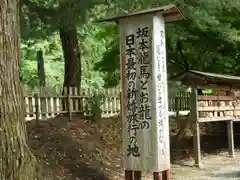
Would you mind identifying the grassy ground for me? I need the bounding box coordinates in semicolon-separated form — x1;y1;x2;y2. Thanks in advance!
26;115;240;180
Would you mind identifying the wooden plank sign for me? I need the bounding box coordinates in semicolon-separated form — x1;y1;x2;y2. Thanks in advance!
120;12;170;172
37;50;45;87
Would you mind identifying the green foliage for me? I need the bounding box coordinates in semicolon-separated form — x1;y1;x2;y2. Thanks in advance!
19;0;240;93
20;33;64;92
202;89;213;95
94;25;120;88
88;90;106;122
95;0;240;87
78;22;109;89
20;1;111;91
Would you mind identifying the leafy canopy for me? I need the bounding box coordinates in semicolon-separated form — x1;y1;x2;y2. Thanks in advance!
20;0;240;91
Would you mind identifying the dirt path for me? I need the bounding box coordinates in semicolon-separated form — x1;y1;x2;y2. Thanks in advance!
120;151;240;180
172;150;240;180
27;117;240;180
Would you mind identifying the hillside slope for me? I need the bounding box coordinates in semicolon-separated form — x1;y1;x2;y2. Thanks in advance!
26;115;240;180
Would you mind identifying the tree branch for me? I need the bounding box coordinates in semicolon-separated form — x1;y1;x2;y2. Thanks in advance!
21;0;56;22
176;40;190;70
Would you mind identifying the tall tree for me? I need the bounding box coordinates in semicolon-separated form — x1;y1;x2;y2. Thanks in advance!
0;0;38;179
60;26;81;87
95;0;240;86
21;0;105;88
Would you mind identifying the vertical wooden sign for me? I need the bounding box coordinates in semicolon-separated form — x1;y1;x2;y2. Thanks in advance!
37;50;46;119
37;50;45;87
120;12;170;172
153;14;170;171
99;4;185;176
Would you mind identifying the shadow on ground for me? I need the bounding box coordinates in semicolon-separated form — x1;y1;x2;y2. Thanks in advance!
170;121;240;166
27;116;111;180
214;171;240;178
26;115;240;179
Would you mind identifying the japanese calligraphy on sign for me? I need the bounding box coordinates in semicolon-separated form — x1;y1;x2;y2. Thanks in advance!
120;13;170;172
125;32;140;158
155;22;168;157
153;14;170;170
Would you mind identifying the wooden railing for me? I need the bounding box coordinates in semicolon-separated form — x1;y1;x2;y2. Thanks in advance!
24;87;191;121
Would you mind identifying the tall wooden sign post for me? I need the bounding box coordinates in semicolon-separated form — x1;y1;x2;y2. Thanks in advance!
37;50;47;120
99;4;185;180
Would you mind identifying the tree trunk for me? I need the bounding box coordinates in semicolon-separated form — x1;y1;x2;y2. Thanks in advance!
59;25;81;88
59;25;81;112
0;1;38;179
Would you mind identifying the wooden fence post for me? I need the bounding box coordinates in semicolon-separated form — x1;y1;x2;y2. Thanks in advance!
191;88;202;168
175;95;179;117
34;93;40;126
24;96;30;120
67;89;72;122
120;92;122;116
227;120;235;157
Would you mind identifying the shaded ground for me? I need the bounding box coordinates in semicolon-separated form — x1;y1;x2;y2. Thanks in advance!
171;151;240;180
26;115;240;180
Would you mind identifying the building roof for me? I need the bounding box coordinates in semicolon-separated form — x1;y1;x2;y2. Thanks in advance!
172;70;240;89
98;4;185;23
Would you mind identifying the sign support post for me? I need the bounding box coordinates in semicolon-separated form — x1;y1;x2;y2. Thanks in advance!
125;170;133;180
99;4;185;180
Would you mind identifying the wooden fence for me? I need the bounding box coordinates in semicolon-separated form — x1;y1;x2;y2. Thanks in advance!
24;87;191;121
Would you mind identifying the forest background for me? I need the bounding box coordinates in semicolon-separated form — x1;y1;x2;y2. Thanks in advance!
2;1;240;179
20;0;240;94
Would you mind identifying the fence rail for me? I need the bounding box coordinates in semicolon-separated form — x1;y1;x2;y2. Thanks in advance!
24;87;191;121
